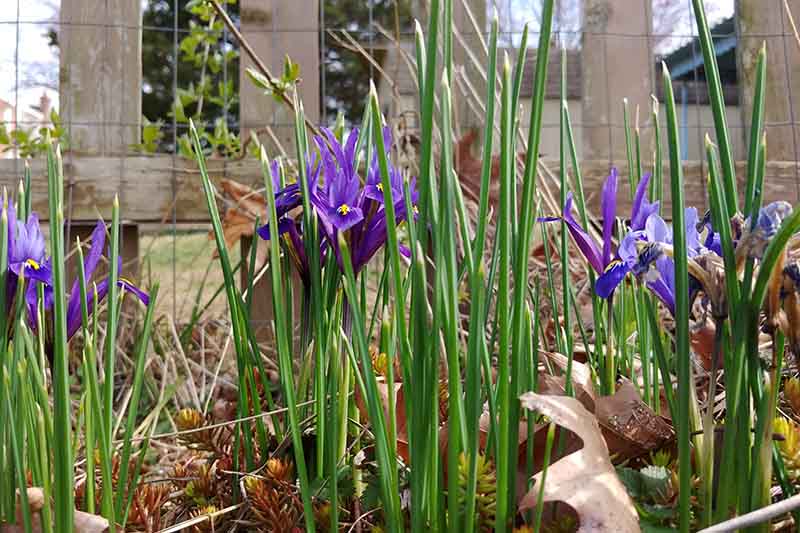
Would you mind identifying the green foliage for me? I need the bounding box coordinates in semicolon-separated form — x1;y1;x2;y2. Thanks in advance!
245;55;301;103
0;109;68;158
131;117;165;153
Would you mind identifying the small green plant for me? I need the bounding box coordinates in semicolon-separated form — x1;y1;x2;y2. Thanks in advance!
0;109;68;158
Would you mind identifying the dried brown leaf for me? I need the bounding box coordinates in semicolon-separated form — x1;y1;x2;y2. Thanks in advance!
215;178;268;254
519;393;640;532
539;351;596;412
596;381;674;462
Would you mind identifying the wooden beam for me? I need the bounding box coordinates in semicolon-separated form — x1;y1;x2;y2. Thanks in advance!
736;0;800;161
3;155;797;224
582;0;653;161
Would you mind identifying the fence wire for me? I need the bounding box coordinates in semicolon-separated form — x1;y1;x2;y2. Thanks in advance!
0;0;799;325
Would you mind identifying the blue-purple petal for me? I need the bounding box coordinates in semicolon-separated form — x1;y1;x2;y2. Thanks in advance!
596;260;629;298
562;193;604;273
328;206;364;232
630;173;660;231
601;169;618;266
256;218;294;241
118;278;150;306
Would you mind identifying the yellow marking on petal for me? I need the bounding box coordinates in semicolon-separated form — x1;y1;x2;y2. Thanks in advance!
377;183;383;191
25;258;40;270
337;204;351;216
603;259;622;273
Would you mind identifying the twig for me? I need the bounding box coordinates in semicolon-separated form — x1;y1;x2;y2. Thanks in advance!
154;502;244;533
697;493;800;532
783;0;800;52
208;0;322;140
114;398;316;445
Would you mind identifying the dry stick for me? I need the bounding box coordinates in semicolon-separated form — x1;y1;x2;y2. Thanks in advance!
116;398;317;445
208;0;323;141
155;503;245;533
697;493;800;532
784;0;800;51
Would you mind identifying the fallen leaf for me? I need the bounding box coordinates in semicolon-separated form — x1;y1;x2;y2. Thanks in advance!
519;392;640;532
690;318;718;372
216;178;269;259
595;381;674;462
453;129;525;208
539;350;596;412
1;488;109;533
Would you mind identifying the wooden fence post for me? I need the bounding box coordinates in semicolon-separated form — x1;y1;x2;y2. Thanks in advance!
737;0;800;163
60;0;142;278
239;0;320;341
239;0;321;153
582;0;653;162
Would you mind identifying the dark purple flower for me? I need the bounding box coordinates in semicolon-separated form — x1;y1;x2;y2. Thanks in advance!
9;213;51;285
312;128;364;232
540;169;620;275
364;127;404;205
63;220;149;340
258;126;416;280
0;205;53;324
739;200;794;259
597;209;705;311
629;173;660;232
256;156;324;283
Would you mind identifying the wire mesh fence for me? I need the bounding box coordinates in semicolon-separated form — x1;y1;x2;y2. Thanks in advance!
0;0;798;324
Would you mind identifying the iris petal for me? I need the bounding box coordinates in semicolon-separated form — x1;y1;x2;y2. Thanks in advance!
561;193;604;273
596;260;630;298
630;173;660;231
601;169;618;266
118;278;150;306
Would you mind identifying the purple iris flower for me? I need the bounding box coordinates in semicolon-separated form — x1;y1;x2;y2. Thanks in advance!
257;126;416;279
0;201;54;325
598;209;705;312
542;169;658;293
364;127;404;206
256;155;324;283
9;213;52;286
312;128;364;232
63;220;149;340
741;200;794;259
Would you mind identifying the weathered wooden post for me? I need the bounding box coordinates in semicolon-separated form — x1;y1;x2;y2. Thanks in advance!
59;0;142;276
582;0;653;162
239;0;320;340
736;0;800;163
239;0;321;153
